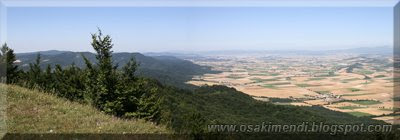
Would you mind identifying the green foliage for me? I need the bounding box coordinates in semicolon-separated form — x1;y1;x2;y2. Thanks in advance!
157;85;385;133
181;112;206;134
0;43;19;84
84;29;119;113
53;64;85;101
347;112;373;117
80;29;160;121
268;98;294;103
13;29;161;123
346;63;362;73
26;54;44;88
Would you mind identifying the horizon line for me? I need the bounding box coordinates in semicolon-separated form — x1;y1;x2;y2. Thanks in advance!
14;46;393;54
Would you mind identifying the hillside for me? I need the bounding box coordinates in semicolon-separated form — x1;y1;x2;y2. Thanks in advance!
15;51;219;89
159;85;386;133
2;84;169;133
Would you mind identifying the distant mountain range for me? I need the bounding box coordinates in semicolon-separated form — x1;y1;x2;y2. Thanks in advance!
16;51;219;89
145;47;393;57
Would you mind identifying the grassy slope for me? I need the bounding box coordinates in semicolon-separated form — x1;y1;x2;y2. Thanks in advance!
2;84;169;133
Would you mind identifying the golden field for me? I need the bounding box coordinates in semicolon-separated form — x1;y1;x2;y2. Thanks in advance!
187;54;398;123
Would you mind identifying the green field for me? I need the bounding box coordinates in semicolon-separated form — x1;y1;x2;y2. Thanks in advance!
355;70;374;75
296;83;315;87
348;100;381;105
348;88;362;92
262;82;291;89
337;106;365;110
269;73;280;76
341;93;374;97
347;112;373;117
268;82;291;85
251;77;280;83
262;84;277;89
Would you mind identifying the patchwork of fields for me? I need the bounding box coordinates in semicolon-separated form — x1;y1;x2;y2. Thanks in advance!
187;54;398;123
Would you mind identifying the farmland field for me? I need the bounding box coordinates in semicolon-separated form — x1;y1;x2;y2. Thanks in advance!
187;53;397;123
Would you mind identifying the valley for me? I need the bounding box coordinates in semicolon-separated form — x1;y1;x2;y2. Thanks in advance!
186;53;397;123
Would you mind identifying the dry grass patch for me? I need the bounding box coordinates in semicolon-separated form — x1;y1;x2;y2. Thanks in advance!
3;84;169;134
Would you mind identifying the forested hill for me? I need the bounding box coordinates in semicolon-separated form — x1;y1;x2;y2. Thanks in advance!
16;51;218;89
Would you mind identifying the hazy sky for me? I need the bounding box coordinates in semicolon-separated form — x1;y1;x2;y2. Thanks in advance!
8;7;393;53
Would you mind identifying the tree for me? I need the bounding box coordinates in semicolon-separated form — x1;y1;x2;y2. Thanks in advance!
124;78;161;121
26;54;43;88
82;29;161;121
53;63;85;101
43;64;55;91
122;57;138;81
0;43;19;84
84;29;119;113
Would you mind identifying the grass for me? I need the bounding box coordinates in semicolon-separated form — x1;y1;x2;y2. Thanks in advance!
337;106;365;110
2;84;169;133
261;84;277;89
348;100;381;105
347;88;361;92
355;70;374;75
268;82;291;85
262;82;291;89
251;78;280;83
347;112;373;117
295;83;315;87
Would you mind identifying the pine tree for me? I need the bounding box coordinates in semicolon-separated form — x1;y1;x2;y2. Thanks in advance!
43;64;54;91
0;43;19;84
79;29;161;121
122;57;138;81
27;54;42;88
84;29;119;113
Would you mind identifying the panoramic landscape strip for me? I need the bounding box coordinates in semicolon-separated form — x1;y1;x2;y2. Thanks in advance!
1;0;400;139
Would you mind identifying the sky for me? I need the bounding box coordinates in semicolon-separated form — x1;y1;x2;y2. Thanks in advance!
7;7;393;53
